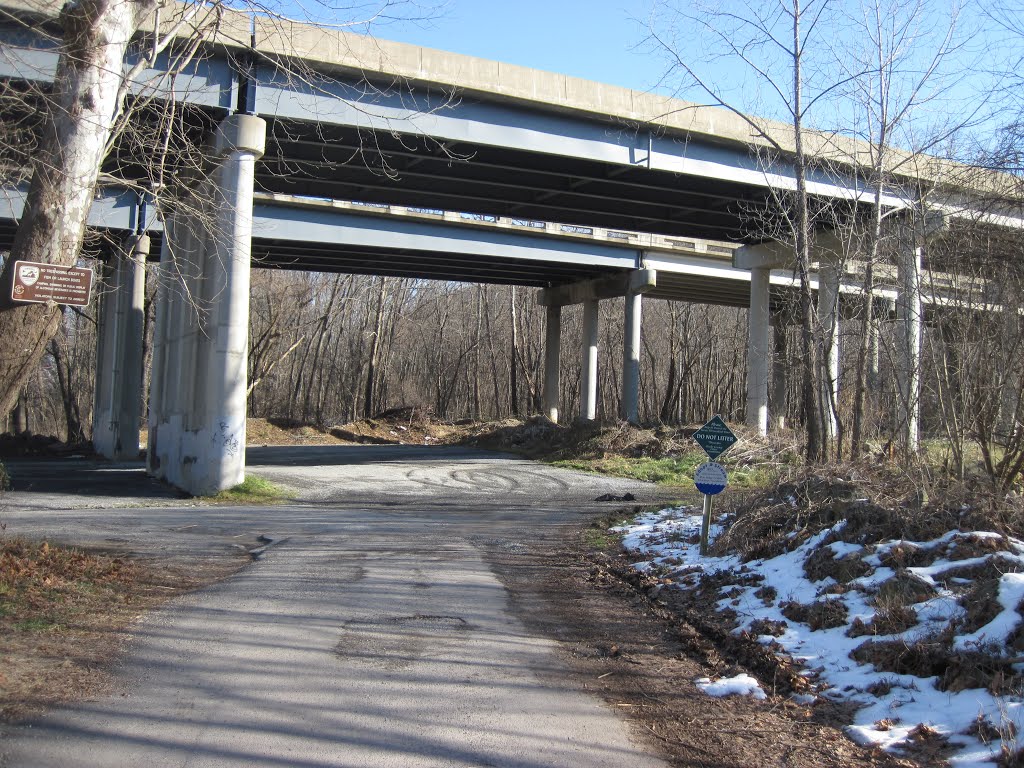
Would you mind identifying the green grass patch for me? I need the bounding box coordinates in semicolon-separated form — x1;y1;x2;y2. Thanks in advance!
12;617;59;632
208;475;287;504
583;526;620;551
553;451;776;490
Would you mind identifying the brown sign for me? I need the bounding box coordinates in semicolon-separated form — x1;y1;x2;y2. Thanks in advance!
10;260;94;307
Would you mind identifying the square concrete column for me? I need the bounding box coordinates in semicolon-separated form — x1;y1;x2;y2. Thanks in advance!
93;234;147;460
621;290;642;424
581;299;599;421
543;304;562;423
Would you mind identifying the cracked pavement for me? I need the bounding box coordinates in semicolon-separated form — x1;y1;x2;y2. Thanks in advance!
0;445;680;768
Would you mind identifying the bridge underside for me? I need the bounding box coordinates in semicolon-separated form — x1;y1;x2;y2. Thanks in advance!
0;12;970;494
254;118;770;241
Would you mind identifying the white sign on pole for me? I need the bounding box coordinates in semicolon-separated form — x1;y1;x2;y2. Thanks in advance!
694;461;728;495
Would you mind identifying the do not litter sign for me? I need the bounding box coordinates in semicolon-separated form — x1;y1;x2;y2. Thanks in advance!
692;415;737;459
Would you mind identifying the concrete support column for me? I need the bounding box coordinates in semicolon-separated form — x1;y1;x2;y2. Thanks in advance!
621;290;642;424
543;304;562;423
735;241;790;437
152;204;208;487
538;269;655;426
146;229;172;475
192;114;265;494
93;234;148;460
817;253;841;441
895;211;946;454
770;318;787;431
746;266;771;436
581;299;599;421
147;114;265;495
93;263;117;446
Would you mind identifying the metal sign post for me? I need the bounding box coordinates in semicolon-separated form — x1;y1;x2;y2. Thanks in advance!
692;416;737;556
695;461;728;555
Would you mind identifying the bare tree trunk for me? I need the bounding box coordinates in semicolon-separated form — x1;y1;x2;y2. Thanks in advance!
48;335;86;443
10;394;27;435
791;0;827;463
483;288;503;417
851;240;880;458
0;0;159;414
363;277;388;418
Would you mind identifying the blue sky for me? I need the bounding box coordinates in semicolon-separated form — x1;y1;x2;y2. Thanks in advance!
358;0;670;94
277;0;1012;152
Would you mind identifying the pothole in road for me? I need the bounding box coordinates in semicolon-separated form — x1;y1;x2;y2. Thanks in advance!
471;537;529;554
335;614;474;669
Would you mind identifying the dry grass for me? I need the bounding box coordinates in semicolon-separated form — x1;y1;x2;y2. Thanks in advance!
0;537;245;722
780;599;848;631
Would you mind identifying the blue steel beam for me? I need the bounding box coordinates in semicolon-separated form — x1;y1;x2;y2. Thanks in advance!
0;14;895;227
254;70;874;205
0;24;234;110
0;185;635;277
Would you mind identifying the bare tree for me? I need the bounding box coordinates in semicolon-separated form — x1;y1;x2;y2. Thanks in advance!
834;0;980;458
0;0;216;415
648;0;857;461
0;0;445;422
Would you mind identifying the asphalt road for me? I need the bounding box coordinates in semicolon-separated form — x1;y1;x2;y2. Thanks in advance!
0;446;679;768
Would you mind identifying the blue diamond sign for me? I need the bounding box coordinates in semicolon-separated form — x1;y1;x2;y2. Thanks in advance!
692;416;737;460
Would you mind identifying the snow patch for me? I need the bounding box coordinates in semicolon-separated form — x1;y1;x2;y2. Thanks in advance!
615;506;1024;767
695;673;767;700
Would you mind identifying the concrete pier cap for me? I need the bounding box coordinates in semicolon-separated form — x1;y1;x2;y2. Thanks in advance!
538;268;656;307
215;114;267;158
733;240;792;271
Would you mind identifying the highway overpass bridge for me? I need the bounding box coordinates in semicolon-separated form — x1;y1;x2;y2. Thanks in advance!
0;0;1008;493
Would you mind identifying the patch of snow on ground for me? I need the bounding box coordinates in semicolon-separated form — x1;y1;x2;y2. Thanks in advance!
614;506;1024;767
695;673;767;700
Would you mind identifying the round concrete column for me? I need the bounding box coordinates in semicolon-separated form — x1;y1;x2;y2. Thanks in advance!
581;299;599;421
147;228;173;476
543;304;562;423
197;114;266;494
93;234;148;460
622;290;642;424
746;266;771;436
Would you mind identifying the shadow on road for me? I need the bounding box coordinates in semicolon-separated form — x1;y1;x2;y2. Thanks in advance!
245;444;519;467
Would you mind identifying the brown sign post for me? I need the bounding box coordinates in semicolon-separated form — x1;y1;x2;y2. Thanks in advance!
10;261;94;307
